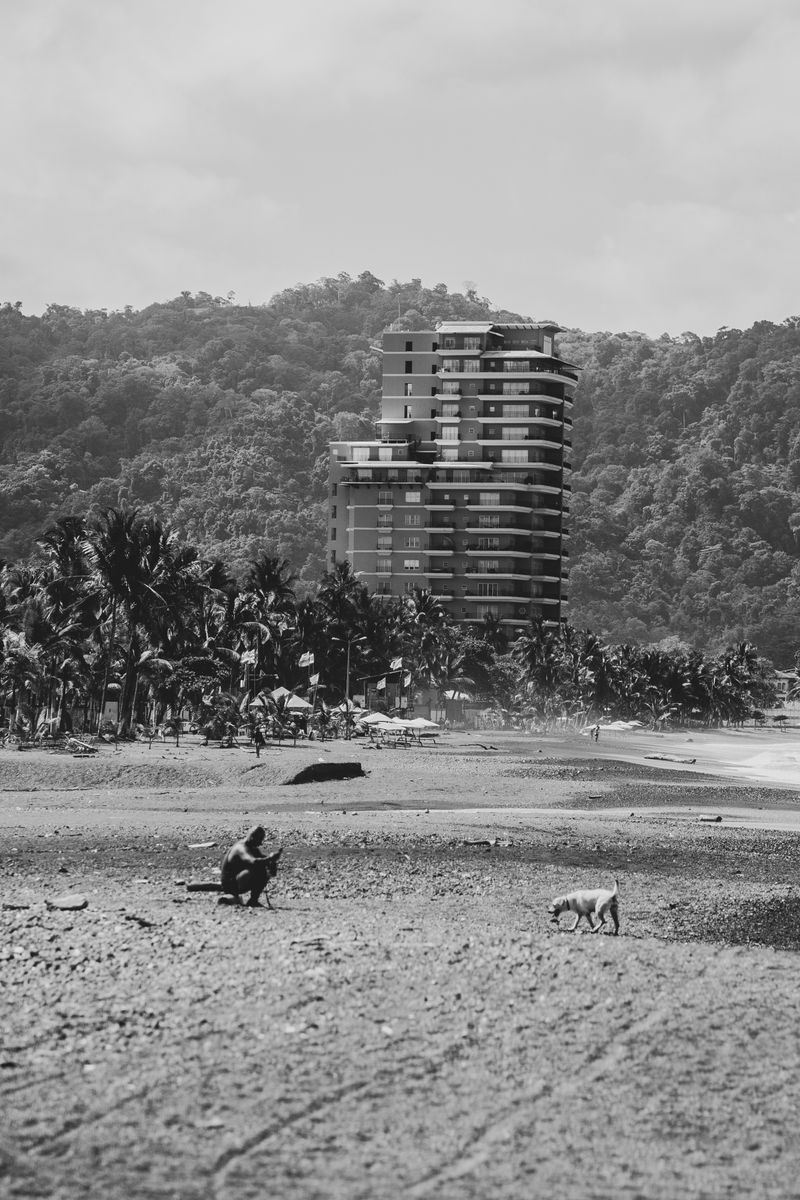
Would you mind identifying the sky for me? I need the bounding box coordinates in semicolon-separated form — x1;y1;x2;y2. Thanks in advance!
2;0;799;336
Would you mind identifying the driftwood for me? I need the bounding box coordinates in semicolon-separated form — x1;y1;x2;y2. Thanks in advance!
644;754;697;765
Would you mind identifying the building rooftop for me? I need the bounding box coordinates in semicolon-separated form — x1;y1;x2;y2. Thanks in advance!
436;321;498;335
436;320;564;335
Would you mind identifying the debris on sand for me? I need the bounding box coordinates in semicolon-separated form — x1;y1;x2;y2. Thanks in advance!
46;893;88;911
699;815;723;823
185;881;223;892
463;837;513;848
187;841;216;849
645;754;697;764
283;762;366;785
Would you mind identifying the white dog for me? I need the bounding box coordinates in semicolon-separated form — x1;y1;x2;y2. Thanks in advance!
548;879;619;935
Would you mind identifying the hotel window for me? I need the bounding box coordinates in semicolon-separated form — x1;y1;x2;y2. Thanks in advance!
502;427;527;440
387;469;399;481
377;536;392;551
503;382;530;395
504;360;529;372
378;447;392;462
353;446;369;461
376;561;391;575
503;404;528;418
442;381;461;395
542;335;553;355
442;358;460;372
453;470;469;483
403;559;420;571
442;337;456;349
331;505;337;518
477;560;500;574
442;402;460;416
501;449;527;463
404;536;421;549
377;513;392;527
405;360;413;373
479;491;501;507
377;491;393;505
441;426;458;441
477;582;499;597
404;513;422;526
477;536;500;550
441;447;458;461
477;604;500;619
357;469;373;481
404;404;412;418
461;359;480;373
464;336;481;351
405;490;421;503
478;514;500;528
404;581;417;593
405;340;413;352
404;383;413;396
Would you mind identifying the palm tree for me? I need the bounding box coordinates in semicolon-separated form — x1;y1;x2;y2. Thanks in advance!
399;588;449;691
513;619;567;721
237;553;298;692
89;507;178;732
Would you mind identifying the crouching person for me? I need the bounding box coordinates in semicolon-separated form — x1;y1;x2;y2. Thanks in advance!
220;825;282;908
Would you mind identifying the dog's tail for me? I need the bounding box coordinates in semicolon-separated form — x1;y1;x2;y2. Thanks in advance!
611;877;619;897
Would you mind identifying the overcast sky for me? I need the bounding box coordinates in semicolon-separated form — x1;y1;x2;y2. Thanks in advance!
2;0;798;335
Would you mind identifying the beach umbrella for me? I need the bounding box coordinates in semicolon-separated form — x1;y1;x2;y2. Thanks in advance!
248;696;268;708
359;712;391;725
335;700;361;712
286;695;312;710
405;717;439;729
270;686;292;700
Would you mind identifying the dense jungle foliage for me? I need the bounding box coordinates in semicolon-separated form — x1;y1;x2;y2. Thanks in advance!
1;275;799;665
0;514;777;738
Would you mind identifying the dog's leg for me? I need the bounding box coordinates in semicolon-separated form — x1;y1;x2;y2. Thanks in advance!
569;913;581;932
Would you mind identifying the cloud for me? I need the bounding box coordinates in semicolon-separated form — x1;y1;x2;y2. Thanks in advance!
1;0;799;332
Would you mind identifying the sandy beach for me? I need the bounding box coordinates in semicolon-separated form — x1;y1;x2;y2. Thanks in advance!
3;726;800;1199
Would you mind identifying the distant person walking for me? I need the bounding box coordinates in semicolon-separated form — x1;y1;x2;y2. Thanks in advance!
592;723;600;742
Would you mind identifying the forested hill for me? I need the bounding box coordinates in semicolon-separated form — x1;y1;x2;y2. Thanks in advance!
1;277;799;665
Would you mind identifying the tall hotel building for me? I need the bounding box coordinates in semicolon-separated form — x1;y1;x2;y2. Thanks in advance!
327;321;578;634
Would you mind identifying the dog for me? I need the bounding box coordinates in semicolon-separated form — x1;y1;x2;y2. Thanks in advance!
548;878;619;934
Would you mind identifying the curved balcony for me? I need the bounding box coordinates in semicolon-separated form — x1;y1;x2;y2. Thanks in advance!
475;412;563;426
464;569;533;581
438;363;577;382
